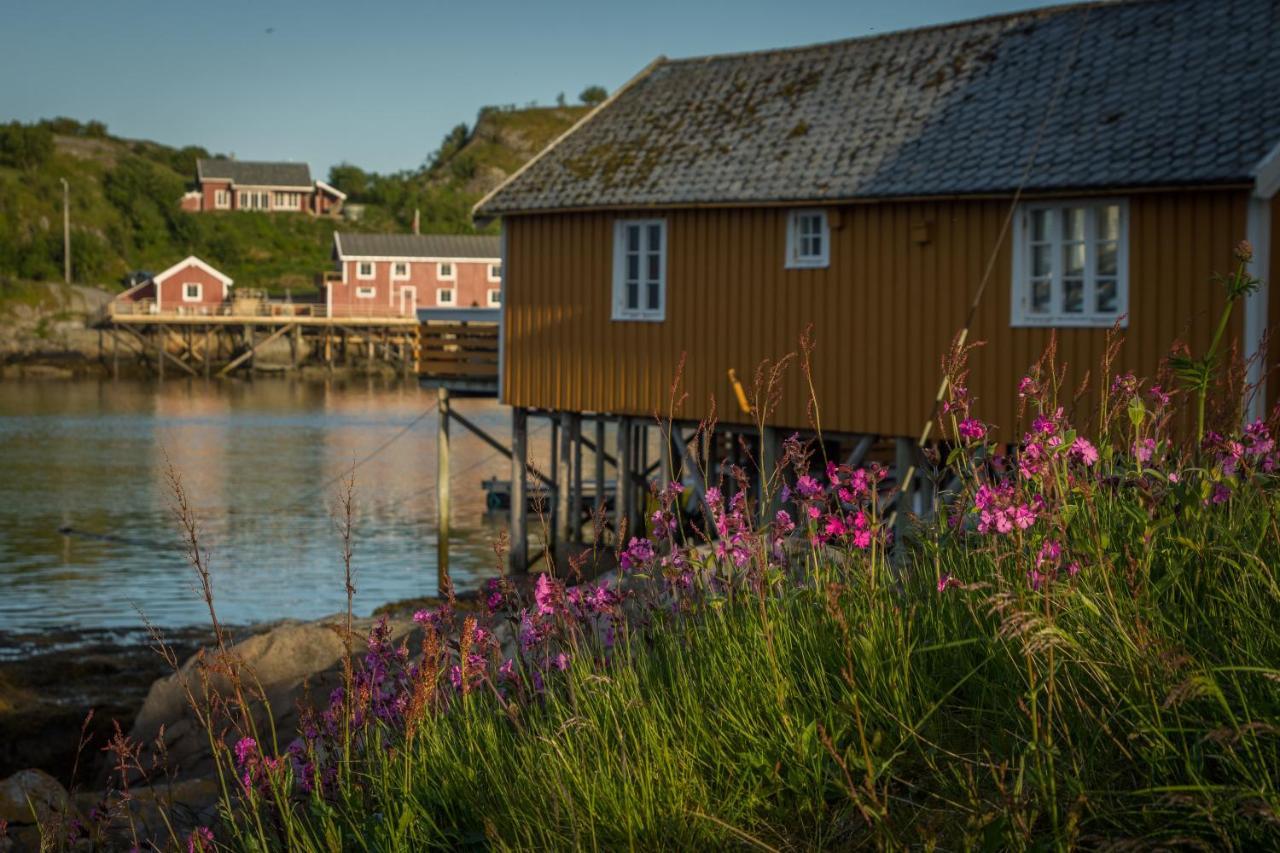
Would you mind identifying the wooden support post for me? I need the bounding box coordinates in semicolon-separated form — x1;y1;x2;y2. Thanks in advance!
617;417;634;542
324;330;333;369
593;418;606;522
218;324;293;377
290;324;300;369
634;422;647;535
570;414;583;544
366;333;374;371
203;329;213;379
509;407;529;574
156;327;165;381
895;436;915;544
556;412;574;555
111;329;119;380
436;386;451;594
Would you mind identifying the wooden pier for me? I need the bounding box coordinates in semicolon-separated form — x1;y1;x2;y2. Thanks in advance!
95;298;422;378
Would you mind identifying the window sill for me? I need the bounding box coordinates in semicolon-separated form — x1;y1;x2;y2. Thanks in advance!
611;313;665;323
1011;315;1128;329
785;258;829;270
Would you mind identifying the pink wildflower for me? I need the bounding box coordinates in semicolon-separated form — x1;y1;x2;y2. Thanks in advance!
958;418;987;441
937;573;961;592
1070;437;1099;466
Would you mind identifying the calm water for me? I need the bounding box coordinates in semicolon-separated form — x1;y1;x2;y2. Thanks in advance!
0;379;538;633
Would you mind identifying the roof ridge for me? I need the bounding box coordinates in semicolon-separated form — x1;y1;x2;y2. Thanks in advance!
661;0;1160;66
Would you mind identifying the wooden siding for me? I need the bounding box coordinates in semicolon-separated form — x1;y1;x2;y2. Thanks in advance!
502;189;1248;439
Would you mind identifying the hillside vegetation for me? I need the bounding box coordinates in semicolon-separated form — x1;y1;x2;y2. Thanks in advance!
0;105;588;297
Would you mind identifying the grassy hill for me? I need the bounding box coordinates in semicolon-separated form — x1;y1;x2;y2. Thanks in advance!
0;106;588;298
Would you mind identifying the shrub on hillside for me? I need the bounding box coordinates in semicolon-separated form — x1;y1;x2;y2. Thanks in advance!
0;122;54;170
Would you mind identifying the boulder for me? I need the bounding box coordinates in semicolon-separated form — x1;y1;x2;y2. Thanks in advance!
0;768;74;825
129;615;417;780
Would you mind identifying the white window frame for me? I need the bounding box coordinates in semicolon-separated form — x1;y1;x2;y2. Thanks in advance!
487;288;502;306
182;282;203;302
356;261;375;280
785;209;830;269
612;218;667;322
356;285;376;299
273;191;299;210
1011;198;1129;328
214;189;230;209
487;263;502;282
391;261;410;280
437;262;456;281
437;287;456;306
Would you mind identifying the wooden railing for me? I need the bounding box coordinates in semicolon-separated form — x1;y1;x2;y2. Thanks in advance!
421;322;499;382
106;299;417;320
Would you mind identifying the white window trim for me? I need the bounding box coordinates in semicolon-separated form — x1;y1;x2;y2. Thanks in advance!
487;288;502;306
437;262;456;281
437;287;457;306
1010;198;1130;328
487;263;502;282
612;218;667;322
356;261;376;280
785;209;830;269
182;282;203;302
355;285;376;299
391;261;410;280
214;189;230;209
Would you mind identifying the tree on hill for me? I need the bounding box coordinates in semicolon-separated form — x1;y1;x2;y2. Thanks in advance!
328;162;371;201
579;85;608;106
0;122;54;170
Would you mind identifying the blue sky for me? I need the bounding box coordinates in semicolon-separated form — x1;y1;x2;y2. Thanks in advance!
0;0;1063;178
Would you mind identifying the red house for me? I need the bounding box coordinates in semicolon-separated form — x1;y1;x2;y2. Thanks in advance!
179;159;346;215
115;256;233;315
327;233;502;317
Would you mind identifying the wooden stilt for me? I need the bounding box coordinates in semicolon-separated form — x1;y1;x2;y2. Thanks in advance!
895;436;915;544
570;414;583;544
436;386;451;593
617;417;634;542
203;329;213;379
555;412;574;557
157;327;165;382
111;330;119;380
593;418;606;526
509;407;529;575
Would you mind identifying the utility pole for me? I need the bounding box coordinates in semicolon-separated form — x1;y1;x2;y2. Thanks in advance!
60;178;71;284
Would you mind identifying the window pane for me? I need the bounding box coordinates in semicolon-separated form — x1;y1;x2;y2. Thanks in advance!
1098;205;1120;241
647;224;661;252
627;226;640;253
1031;209;1050;242
647;252;660;281
1096;279;1118;313
626;282;638;310
1032;244;1052;277
627;254;639;281
811;233;822;257
1063;242;1085;277
1097;240;1117;277
647;281;659;311
1063;279;1083;313
1030;279;1051;314
1062;208;1085;241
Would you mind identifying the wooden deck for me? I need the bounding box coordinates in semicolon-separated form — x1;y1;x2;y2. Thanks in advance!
102;300;418;327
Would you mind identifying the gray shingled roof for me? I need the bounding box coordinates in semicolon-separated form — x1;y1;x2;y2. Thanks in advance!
334;233;501;259
197;158;313;188
476;0;1280;216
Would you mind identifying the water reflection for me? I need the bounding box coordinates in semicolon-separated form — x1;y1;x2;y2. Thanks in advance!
0;378;543;632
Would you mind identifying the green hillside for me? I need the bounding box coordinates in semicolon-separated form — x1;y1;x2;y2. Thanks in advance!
0;105;589;297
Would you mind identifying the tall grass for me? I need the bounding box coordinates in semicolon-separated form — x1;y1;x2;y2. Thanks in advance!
66;256;1280;851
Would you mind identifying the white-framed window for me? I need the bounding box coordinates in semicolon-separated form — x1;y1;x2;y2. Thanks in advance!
356;261;375;280
437;288;456;305
273;191;300;210
487;263;502;282
1012;199;1128;327
182;282;203;302
487;288;502;306
437;262;455;280
786;209;830;268
214;189;230;209
238;191;269;210
391;261;410;280
612;219;666;321
356;286;376;299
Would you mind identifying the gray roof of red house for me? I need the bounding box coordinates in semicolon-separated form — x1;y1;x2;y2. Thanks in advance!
476;0;1280;216
196;158;313;188
334;233;502;259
